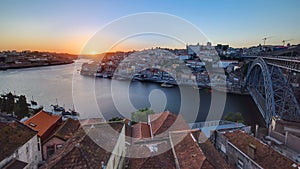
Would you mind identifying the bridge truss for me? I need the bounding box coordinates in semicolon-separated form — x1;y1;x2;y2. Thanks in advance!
245;57;300;126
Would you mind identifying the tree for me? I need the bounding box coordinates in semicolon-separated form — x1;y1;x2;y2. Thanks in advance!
14;95;29;119
6;92;15;114
131;108;155;123
223;112;245;123
0;97;3;111
109;117;123;122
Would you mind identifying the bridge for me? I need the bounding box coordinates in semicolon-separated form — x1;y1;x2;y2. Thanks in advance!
244;56;300;126
244;55;300;73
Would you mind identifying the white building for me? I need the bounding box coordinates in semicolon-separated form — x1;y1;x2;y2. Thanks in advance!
0;122;42;169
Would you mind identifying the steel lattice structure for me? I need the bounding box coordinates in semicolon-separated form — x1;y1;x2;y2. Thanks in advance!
245;57;300;126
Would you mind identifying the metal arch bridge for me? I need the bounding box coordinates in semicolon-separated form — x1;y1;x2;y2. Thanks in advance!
245;56;300;126
244;55;300;73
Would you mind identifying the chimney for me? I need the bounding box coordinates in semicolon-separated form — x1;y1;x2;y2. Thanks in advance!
255;124;259;138
248;143;256;159
284;131;289;146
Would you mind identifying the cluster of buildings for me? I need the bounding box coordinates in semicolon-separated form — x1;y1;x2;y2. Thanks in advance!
81;43;300;93
81;47;242;90
1;109;299;169
0;50;76;70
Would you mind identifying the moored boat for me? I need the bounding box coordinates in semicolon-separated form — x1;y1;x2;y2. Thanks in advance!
161;82;174;88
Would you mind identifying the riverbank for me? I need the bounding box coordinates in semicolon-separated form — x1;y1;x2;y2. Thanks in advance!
0;50;77;70
0;60;74;70
82;73;250;95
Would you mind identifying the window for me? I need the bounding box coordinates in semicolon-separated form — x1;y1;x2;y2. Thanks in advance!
29;122;36;127
26;145;29;153
221;144;226;153
47;146;55;157
56;144;63;150
237;159;244;169
37;142;40;151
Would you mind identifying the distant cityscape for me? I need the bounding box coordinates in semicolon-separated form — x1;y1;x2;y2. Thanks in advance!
0;50;77;70
81;42;300;95
0;41;300;169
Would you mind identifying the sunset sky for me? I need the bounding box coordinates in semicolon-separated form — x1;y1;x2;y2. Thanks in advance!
0;0;299;54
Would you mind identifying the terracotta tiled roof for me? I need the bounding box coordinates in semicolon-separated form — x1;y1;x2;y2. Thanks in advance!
40;122;124;169
149;112;189;137
128;141;176;169
224;130;296;169
79;118;104;126
201;160;215;169
199;139;232;169
132;122;151;139
2;159;28;169
45;118;80;142
24;110;62;139
0;122;37;162
170;131;209;169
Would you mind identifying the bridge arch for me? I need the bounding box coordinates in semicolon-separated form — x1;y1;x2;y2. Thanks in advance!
245;57;300;126
245;58;275;126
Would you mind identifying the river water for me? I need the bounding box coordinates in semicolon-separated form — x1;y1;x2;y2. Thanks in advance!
0;59;264;125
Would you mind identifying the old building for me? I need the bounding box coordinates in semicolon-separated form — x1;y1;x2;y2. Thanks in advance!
40;121;126;169
23;110;63;160
42;118;80;160
0;122;42;169
24;110;62;141
127;111;230;169
269;117;300;154
214;130;298;169
40;111;231;169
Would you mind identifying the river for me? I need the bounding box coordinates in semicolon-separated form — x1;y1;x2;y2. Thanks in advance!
0;59;264;126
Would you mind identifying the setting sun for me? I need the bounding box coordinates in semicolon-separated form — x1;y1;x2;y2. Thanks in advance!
89;51;98;55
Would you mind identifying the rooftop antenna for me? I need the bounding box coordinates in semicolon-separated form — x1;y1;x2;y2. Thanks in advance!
262;36;273;46
282;39;293;46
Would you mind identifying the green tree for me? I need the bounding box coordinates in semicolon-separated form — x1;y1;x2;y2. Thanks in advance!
0;97;3;111
131;108;155;123
14;95;29;119
109;117;123;122
1;98;7;112
223;112;245;123
6;92;15;114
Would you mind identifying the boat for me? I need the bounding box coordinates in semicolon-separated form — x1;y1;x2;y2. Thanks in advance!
51;99;65;112
193;86;202;90
161;82;174;88
51;104;65;112
30;100;37;106
62;111;72;116
30;96;38;106
69;107;79;116
95;73;103;77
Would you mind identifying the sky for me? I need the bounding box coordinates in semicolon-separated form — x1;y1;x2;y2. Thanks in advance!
0;0;299;54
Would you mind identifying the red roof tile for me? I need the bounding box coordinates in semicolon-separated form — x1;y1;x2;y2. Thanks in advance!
132;122;151;139
128;141;176;169
224;130;296;169
201;160;215;169
170;131;207;169
199;139;232;169
40;122;124;169
44;118;80;143
79;118;104;126
24;110;62;140
149;112;189;137
2;159;28;169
